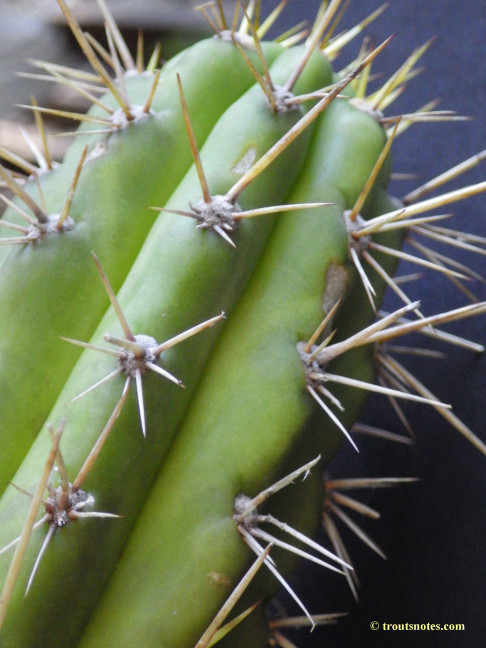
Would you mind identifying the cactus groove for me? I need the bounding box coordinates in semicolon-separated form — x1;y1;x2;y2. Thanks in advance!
0;2;485;647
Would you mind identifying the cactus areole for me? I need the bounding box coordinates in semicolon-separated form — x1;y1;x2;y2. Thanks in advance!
0;2;485;647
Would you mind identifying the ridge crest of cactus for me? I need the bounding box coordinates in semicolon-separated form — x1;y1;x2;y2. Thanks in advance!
0;1;484;646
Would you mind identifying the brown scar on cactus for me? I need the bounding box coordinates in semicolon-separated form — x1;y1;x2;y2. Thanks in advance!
322;474;418;600
0;146;86;245
61;252;225;437
154;37;392;247
234;456;350;628
0;419;118;621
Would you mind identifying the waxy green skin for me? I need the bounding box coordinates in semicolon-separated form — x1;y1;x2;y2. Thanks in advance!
59;36;284;173
217;189;405;648
77;98;389;648
0;37;283;263
0;36;284;496
0;37;283;242
0;47;334;648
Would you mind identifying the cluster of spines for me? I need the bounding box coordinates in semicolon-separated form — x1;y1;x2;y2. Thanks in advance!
0;1;485;647
196;3;486;643
0;0;351;627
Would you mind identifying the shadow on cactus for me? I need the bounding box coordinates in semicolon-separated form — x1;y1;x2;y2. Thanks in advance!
0;1;485;647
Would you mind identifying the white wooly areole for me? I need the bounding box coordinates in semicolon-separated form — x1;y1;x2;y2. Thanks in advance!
0;1;484;647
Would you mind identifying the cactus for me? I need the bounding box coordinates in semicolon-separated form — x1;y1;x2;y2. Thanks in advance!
0;1;485;647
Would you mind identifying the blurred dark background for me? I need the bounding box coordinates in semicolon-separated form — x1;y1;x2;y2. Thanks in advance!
270;3;486;648
1;1;484;646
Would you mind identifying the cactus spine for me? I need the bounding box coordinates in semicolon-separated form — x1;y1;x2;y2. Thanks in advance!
0;2;485;647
